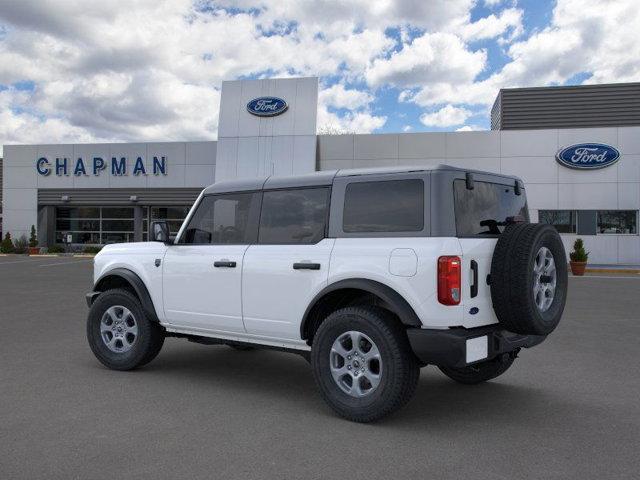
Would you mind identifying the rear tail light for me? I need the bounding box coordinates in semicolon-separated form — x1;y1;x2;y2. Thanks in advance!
438;256;461;305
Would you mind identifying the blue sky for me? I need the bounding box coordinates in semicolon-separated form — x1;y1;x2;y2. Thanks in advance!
0;0;637;150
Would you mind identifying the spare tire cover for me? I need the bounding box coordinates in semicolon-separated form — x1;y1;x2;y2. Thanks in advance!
490;223;568;335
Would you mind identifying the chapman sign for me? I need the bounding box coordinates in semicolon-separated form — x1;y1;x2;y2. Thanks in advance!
246;97;288;117
36;156;168;176
556;143;620;170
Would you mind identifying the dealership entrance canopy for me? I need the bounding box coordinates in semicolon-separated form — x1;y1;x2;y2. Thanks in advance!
2;78;639;264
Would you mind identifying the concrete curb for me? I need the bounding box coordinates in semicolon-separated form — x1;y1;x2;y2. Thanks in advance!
584;268;640;275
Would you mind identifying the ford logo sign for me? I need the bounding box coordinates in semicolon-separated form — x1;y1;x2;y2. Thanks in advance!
556;143;620;170
246;97;288;117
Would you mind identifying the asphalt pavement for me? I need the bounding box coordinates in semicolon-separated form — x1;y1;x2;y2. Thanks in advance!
1;255;639;479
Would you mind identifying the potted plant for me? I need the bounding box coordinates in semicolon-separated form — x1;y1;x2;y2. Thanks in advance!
1;232;15;253
569;238;589;276
28;225;40;255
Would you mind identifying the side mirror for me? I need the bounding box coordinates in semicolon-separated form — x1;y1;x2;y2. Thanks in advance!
151;221;171;244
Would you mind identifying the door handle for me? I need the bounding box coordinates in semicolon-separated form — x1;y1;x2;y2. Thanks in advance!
214;260;236;268
470;260;479;298
293;262;321;270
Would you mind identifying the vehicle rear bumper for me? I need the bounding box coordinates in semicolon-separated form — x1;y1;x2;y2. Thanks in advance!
406;324;546;368
85;291;100;308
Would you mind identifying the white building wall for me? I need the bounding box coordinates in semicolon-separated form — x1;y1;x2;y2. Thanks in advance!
2;142;216;242
317;127;640;265
216;77;317;181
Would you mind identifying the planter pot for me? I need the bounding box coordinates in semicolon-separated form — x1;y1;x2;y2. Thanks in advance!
570;261;587;276
28;246;40;255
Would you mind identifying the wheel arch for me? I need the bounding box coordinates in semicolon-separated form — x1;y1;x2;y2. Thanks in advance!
92;268;160;322
300;278;422;344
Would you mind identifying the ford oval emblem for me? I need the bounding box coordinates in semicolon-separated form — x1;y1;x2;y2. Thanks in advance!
246;97;288;117
556;143;620;170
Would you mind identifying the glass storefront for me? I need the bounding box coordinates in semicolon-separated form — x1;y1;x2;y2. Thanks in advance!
55;205;190;245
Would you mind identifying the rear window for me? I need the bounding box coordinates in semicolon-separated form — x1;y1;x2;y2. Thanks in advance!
454;180;528;236
343;179;424;232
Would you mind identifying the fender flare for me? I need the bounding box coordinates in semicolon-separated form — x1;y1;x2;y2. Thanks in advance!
300;278;422;339
93;268;160;322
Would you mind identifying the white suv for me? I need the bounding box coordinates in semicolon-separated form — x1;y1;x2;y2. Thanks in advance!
86;165;568;422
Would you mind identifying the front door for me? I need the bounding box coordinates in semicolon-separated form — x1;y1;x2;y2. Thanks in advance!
242;187;333;340
162;192;261;334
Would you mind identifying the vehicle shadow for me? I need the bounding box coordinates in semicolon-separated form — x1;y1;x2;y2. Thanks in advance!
117;341;586;430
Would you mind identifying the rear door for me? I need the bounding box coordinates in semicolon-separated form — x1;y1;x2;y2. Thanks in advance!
453;178;529;328
242;187;333;340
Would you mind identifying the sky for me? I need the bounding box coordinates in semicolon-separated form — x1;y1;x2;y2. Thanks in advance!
0;0;638;154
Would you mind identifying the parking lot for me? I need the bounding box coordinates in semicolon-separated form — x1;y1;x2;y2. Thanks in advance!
0;255;639;479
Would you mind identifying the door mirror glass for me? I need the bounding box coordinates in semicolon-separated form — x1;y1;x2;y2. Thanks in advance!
151;221;170;243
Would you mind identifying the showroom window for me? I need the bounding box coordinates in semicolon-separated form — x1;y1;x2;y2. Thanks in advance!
343;179;424;233
144;206;191;241
597;210;638;234
56;207;134;244
539;210;577;233
259;188;330;244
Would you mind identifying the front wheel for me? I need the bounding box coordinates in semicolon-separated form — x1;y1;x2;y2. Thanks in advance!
311;306;419;423
87;288;165;371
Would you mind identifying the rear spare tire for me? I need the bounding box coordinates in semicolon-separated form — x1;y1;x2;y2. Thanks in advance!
490;223;568;335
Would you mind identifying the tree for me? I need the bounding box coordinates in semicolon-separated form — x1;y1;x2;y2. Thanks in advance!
29;225;38;248
1;232;15;253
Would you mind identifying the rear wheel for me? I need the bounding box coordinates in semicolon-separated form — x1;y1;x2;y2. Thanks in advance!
439;355;515;385
87;289;164;370
311;306;419;423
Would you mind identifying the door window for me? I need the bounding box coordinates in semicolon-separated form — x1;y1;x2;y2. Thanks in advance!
258;188;330;244
180;193;259;244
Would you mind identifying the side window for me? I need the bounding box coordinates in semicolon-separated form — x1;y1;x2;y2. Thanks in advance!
343;179;424;232
180;193;258;244
259;188;330;244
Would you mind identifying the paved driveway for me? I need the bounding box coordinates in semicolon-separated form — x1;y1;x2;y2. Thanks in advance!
1;256;639;479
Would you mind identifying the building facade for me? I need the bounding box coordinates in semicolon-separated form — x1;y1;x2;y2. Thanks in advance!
2;77;639;264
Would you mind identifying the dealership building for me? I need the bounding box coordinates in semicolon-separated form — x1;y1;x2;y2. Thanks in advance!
1;78;639;264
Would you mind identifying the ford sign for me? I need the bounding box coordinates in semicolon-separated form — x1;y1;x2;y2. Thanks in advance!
556;143;620;170
247;97;288;117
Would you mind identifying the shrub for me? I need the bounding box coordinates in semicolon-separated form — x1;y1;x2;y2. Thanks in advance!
47;244;66;254
29;225;38;248
569;238;589;262
1;233;15;253
82;246;103;254
13;235;28;254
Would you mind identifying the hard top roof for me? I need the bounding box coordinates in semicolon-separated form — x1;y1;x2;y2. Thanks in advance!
201;164;521;194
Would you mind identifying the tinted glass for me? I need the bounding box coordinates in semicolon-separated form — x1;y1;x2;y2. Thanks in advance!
539;210;577;233
259;188;329;244
597;210;637;234
343;179;424;233
454;180;529;236
181;193;258;244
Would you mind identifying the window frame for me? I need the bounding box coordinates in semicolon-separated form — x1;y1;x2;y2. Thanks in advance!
175;191;262;245
329;173;431;238
257;186;332;245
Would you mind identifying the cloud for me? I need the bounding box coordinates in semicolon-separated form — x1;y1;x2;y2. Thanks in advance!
319;84;373;110
459;7;523;42
420;105;472;127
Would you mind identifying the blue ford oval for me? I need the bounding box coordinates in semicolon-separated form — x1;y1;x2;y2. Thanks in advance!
246;97;288;117
556;143;620;170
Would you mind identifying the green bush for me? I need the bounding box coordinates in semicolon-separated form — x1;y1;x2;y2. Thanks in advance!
29;225;38;248
82;246;103;254
13;235;28;254
569;238;589;262
47;244;66;254
1;233;15;253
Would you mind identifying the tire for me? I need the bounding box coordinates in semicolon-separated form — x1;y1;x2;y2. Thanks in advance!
490;223;568;335
311;306;419;423
439;355;515;385
87;288;165;371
